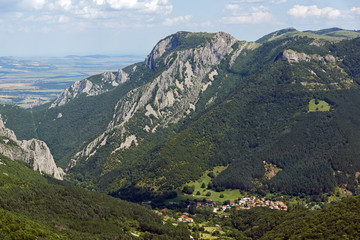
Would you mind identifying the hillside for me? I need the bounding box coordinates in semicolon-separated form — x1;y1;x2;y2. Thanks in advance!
218;195;360;239
0;28;359;200
84;31;360;197
0;154;189;239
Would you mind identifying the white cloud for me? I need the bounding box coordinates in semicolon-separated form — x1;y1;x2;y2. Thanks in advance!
75;6;103;19
232;0;262;3
227;0;286;4
351;7;360;15
223;2;273;24
271;0;286;4
58;15;70;23
91;0;172;13
22;0;47;10
105;0;138;9
143;0;172;13
58;0;72;11
222;10;273;24
287;5;341;19
163;15;192;26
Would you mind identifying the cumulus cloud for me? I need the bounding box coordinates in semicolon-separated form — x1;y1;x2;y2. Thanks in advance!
230;0;262;3
287;5;341;19
0;0;173;33
271;0;286;4
5;0;173;15
21;0;47;10
58;0;72;11
223;2;273;24
351;7;360;15
163;15;192;26
222;10;273;24
92;0;172;13
226;0;286;4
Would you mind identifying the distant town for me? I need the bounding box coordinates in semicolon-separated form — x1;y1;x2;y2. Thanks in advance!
150;196;288;223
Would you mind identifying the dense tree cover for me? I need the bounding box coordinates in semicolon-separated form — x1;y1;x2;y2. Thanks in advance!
65;35;360;198
0;154;190;239
220;195;360;239
91;36;360;196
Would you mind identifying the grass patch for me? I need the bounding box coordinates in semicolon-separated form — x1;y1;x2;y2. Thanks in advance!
171;166;245;202
308;99;331;112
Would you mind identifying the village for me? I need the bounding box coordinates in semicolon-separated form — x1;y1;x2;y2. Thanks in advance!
152;195;288;223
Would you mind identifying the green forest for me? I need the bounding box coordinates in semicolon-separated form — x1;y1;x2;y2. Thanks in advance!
0;154;190;239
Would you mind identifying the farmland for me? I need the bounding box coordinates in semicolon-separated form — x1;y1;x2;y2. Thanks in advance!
0;55;143;108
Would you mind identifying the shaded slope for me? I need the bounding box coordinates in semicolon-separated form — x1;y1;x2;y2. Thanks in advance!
0;154;189;239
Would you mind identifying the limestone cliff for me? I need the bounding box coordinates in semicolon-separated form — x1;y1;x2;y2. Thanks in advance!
279;49;337;63
0;115;64;180
49;69;129;108
68;31;248;167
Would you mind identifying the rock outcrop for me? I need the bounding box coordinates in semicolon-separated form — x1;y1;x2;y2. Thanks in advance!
0;115;64;179
68;31;244;167
49;69;129;108
145;33;180;70
279;50;337;63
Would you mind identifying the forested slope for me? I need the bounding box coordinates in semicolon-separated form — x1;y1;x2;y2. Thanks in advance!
94;36;360;197
0;154;189;239
222;195;360;239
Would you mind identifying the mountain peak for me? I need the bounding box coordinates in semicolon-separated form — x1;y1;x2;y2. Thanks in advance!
145;32;180;69
145;31;236;70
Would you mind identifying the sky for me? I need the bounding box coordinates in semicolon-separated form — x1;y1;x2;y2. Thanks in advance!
0;0;359;56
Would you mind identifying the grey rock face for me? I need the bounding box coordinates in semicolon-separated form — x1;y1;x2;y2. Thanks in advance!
49;69;129;108
280;50;337;63
69;32;242;167
0;115;64;180
145;33;180;70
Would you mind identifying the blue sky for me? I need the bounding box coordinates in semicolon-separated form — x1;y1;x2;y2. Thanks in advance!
0;0;359;56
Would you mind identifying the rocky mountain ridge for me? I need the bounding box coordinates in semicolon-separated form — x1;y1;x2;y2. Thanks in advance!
1;28;359;196
67;31;245;168
0;115;64;179
49;69;129;108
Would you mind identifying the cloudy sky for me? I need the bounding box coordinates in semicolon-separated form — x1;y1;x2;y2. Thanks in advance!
0;0;359;56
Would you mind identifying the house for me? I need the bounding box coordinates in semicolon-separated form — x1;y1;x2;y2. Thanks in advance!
177;215;194;223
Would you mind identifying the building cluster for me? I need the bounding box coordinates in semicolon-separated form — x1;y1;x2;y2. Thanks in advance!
176;212;194;223
237;196;288;211
153;196;288;224
192;198;217;208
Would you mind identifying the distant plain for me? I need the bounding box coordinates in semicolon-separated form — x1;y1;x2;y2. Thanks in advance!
0;55;143;108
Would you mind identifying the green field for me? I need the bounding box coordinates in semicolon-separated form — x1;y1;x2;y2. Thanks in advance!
173;166;245;202
308;99;331;112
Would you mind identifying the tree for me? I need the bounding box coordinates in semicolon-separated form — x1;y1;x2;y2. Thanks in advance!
182;185;195;194
208;172;215;178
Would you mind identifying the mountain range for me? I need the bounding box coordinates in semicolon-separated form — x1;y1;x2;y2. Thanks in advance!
1;27;360;198
0;27;360;238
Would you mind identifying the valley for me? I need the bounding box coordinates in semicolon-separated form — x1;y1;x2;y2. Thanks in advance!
0;27;360;239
